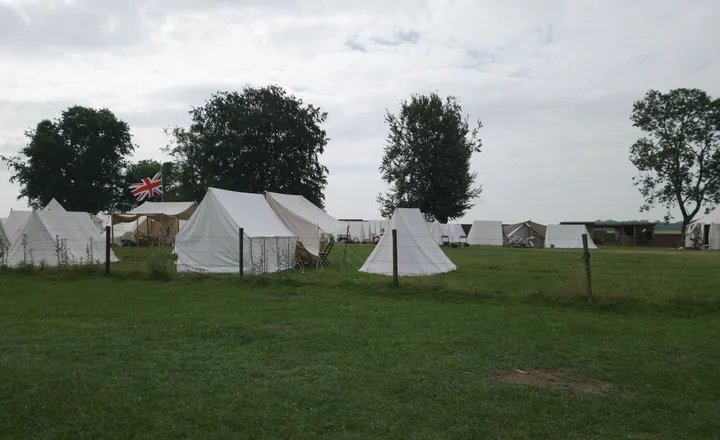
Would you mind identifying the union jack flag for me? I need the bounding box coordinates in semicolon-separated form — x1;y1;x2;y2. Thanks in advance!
129;171;163;202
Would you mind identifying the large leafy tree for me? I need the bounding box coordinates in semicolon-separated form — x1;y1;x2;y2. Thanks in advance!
629;88;720;240
377;92;482;222
1;106;136;212
165;85;330;207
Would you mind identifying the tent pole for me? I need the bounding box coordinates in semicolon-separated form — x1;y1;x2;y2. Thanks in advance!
342;224;349;266
136;218;139;255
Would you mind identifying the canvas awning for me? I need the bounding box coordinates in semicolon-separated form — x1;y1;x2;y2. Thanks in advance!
112;201;197;224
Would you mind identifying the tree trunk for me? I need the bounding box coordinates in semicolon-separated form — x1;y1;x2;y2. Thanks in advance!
680;217;690;248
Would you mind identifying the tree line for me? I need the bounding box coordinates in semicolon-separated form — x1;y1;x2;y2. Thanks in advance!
2;85;719;238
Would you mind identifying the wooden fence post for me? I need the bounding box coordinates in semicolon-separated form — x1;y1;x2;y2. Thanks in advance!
239;228;244;276
392;229;399;287
105;226;111;275
582;233;593;301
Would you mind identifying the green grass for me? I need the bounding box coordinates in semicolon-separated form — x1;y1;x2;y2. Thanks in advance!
1;245;720;439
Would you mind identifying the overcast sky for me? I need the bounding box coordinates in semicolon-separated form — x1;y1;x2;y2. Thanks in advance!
1;0;719;224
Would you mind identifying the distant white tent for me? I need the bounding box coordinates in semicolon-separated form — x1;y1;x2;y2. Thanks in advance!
368;220;390;237
175;188;297;274
6;210;117;267
0;218;8;249
43;198;66;212
360;208;456;276
4;210;32;247
467;221;504;246
430;221;447;245
264;191;342;256
545;224;597;249
335;221;367;242
447;224;466;243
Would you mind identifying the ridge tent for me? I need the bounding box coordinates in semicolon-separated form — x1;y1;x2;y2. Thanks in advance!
6;210;117;267
4;210;32;247
545;224;597;249
467;221;505;246
335;221;366;242
368;220;390;237
264;191;343;256
175;188;297;274
430;221;447;245
0;218;8;249
447;224;466;243
43;198;66;211
360;208;456;276
505;220;547;240
112;201;197;245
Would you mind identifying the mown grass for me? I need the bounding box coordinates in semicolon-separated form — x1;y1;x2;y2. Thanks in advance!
1;245;719;439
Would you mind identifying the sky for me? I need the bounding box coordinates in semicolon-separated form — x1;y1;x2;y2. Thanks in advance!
1;0;719;224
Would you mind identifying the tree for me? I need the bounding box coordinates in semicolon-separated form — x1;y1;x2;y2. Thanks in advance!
124;160;179;206
1;106;136;212
377;92;482;222
629;88;720;241
164;85;329;207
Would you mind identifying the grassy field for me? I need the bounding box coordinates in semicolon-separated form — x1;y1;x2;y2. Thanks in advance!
1;245;720;439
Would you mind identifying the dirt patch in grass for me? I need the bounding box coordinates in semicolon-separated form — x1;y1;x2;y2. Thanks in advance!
495;368;611;395
264;324;297;329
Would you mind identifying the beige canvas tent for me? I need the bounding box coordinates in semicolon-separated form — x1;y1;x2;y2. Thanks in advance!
112;201;197;245
504;220;547;241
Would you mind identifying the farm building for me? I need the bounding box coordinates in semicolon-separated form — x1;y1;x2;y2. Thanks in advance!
592;221;657;246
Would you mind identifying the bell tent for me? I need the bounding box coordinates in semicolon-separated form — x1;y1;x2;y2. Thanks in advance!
467;221;505;246
360;208;456;276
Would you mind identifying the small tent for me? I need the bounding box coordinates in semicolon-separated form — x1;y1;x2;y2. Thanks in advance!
368;220;390;237
467;221;504;246
430;222;466;244
505;220;547;240
360;208;456;276
545;224;597;249
685;211;720;249
6;210;117;267
264;191;342;256
447;224;466;243
335;221;366;242
0;218;8;249
43;198;66;211
3;210;32;247
175;188;297;274
430;221;447;245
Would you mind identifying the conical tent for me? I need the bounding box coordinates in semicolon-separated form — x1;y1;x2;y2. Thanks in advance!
43;198;66;211
467;221;504;246
6;210;117;267
360;208;456;276
545;224;597;249
175;188;297;274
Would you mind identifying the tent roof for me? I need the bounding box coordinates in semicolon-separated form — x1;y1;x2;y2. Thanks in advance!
264;192;342;233
4;210;32;246
207;188;295;238
43;198;66;211
113;201;197;223
360;208;456;276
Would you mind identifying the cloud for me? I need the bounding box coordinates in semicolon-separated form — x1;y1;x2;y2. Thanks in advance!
1;0;720;222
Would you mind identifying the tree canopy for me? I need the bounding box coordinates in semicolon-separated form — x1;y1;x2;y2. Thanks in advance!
1;106;136;212
377;92;482;222
164;85;330;208
629;88;720;236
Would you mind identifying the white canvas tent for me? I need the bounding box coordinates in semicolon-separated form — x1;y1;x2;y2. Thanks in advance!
175;188;297;274
467;221;504;246
335;221;367;242
368;220;390;237
4;210;32;247
43;198;66;211
447;224;466;243
264;191;342;256
0;218;8;249
6;210;118;267
685;212;720;249
360;208;456;276
430;221;447;245
545;224;597;249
